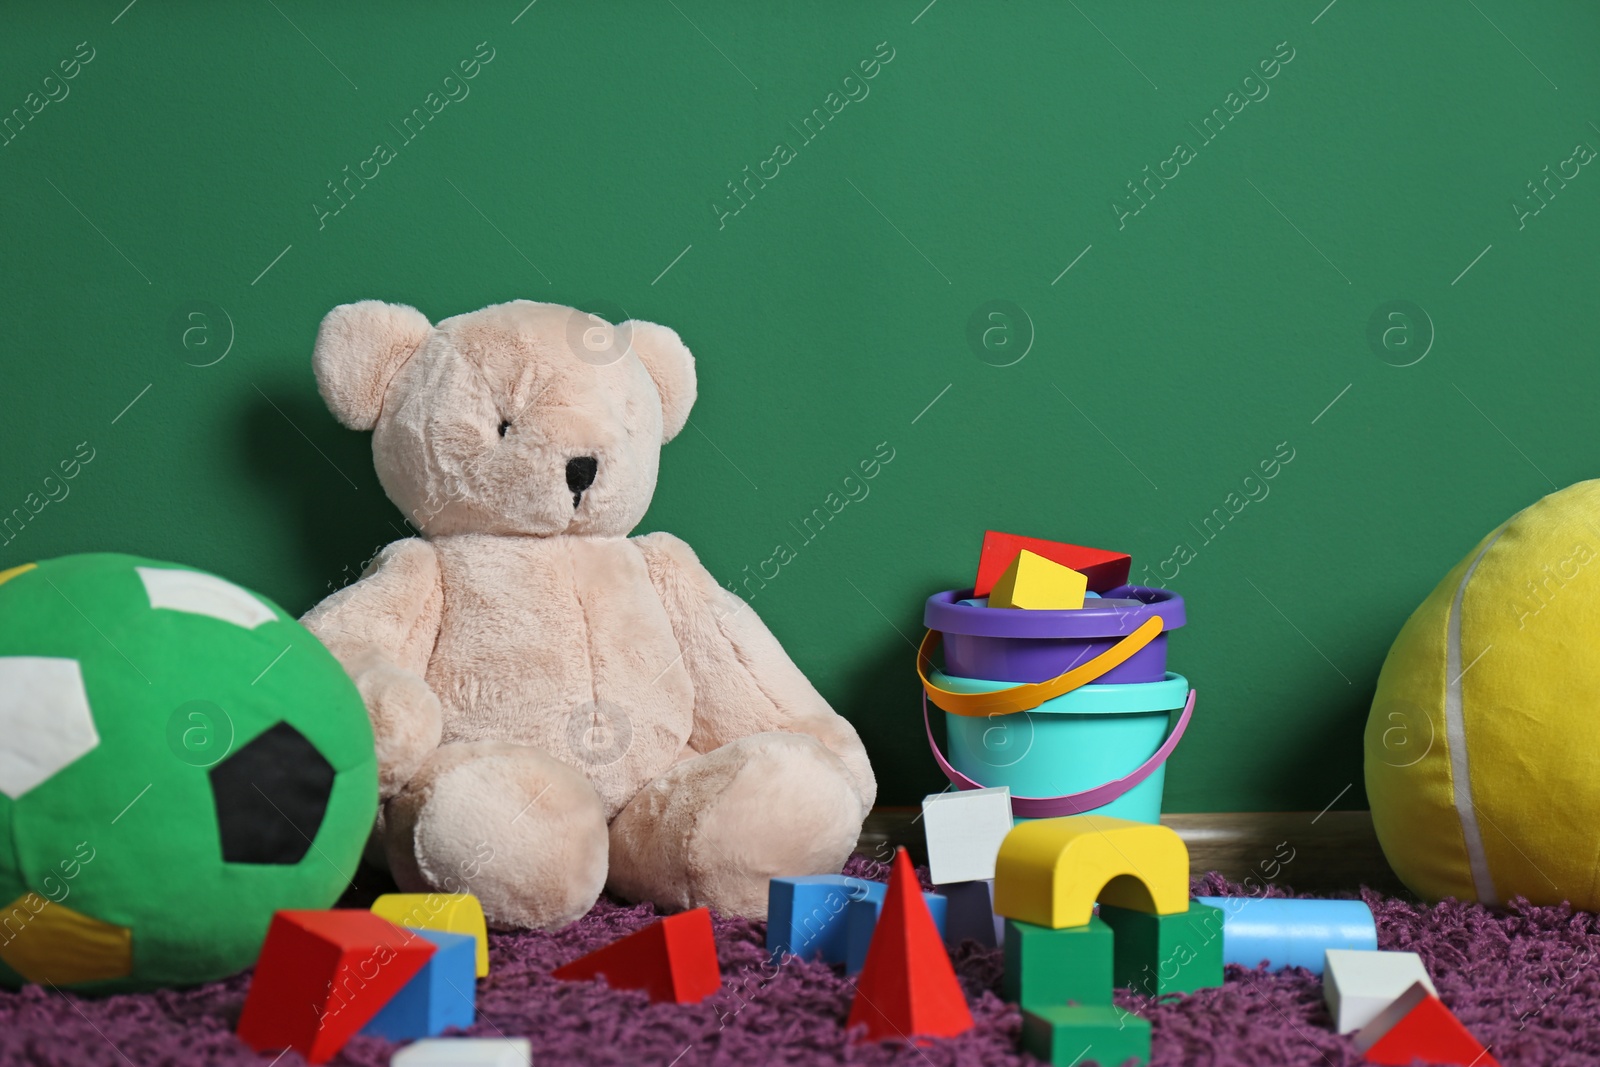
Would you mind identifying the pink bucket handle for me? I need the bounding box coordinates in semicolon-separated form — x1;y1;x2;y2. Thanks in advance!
922;688;1196;819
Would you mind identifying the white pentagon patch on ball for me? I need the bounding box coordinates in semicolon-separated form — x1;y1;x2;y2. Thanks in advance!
0;656;99;798
136;566;276;629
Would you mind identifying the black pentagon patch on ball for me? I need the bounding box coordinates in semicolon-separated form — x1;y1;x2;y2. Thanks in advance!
208;722;335;865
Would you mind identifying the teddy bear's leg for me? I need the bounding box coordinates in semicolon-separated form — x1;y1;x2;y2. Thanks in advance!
384;740;609;929
606;732;865;918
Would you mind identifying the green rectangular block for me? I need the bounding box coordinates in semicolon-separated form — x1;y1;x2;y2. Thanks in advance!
1097;901;1225;997
1003;916;1113;1008
1021;1004;1151;1067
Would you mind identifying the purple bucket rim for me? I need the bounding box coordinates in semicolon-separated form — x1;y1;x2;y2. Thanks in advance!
924;585;1186;639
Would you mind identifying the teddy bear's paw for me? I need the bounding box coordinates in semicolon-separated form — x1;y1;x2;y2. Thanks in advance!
350;657;444;799
384;740;609;930
607;732;865;920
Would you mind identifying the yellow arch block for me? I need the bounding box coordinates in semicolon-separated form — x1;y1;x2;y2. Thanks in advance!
372;892;490;977
993;815;1190;929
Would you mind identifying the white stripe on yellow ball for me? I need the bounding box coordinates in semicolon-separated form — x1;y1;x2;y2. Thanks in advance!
1444;525;1505;905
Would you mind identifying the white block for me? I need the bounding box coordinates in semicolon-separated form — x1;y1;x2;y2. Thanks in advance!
1323;949;1436;1034
921;786;1013;885
392;1037;532;1067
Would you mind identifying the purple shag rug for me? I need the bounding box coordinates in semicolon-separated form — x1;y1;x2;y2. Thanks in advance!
2;858;1598;1067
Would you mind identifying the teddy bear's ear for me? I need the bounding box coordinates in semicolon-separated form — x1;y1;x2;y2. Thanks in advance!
312;301;433;430
624;320;697;442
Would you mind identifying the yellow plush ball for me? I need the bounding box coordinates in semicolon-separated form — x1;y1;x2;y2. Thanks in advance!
1367;480;1600;909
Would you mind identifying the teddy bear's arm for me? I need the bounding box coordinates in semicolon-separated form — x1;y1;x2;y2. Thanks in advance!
301;537;446;798
302;538;443;673
632;531;876;811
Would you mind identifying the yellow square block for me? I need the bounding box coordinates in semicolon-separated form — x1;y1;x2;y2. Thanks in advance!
987;551;1087;610
371;892;489;977
993;815;1190;929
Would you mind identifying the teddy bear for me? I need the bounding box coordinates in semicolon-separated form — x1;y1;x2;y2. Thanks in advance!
301;299;876;929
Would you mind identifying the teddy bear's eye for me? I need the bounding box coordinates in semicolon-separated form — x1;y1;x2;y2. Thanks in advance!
498;420;511;438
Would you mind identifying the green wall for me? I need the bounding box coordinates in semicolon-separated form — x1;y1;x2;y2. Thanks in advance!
3;1;1596;810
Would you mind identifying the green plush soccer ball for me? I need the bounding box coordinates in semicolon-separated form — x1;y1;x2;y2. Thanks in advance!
0;554;376;991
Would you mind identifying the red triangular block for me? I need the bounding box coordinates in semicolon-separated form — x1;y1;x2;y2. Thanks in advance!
236;910;437;1064
552;907;721;1004
1355;981;1499;1066
974;531;1131;597
847;848;974;1043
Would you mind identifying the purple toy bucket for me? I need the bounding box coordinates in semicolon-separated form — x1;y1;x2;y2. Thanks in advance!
924;586;1186;684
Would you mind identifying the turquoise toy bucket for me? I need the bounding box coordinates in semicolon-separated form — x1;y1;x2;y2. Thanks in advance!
930;669;1189;824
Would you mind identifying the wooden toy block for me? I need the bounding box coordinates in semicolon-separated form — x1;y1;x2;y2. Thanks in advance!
767;875;886;963
552;908;721;1004
1323;948;1437;1034
844;889;947;975
922;785;1014;885
360;928;477;1041
1002;917;1113;1008
236;910;437;1064
1021;1004;1151;1067
987;550;1088;610
941;879;1003;950
974;532;1131;597
993;815;1190;930
1355;981;1499;1066
1097;902;1224;997
371;892;490;977
1193;896;1377;974
847;848;974;1043
391;1037;533;1067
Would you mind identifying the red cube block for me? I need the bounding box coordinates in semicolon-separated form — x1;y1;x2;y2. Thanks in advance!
236;910;437;1064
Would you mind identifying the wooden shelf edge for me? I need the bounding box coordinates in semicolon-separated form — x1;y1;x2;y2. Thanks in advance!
859;808;1412;899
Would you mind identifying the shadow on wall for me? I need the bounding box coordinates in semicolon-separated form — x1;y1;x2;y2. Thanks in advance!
1269;672;1377;812
239;375;410;616
835;637;947;808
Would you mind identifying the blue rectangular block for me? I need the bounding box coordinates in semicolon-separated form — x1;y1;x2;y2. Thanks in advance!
844;891;948;975
360;928;477;1040
766;876;885;964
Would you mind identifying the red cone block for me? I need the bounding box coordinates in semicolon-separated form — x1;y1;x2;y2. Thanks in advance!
1356;981;1499;1067
552;907;721;1004
974;531;1131;597
847;848;974;1043
236;910;437;1064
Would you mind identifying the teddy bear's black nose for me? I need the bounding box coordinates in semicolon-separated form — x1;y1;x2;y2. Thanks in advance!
566;456;598;507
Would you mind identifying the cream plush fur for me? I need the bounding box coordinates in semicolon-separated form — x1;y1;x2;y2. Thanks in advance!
302;299;875;930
